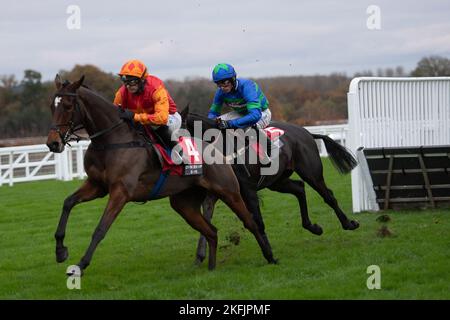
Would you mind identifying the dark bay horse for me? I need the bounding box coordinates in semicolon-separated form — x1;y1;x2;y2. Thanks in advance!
180;108;359;264
46;75;276;274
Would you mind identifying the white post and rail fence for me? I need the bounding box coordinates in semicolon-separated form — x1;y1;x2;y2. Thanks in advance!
0;124;349;187
0;141;89;187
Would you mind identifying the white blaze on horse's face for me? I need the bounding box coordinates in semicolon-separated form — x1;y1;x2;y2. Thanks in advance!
54;96;62;108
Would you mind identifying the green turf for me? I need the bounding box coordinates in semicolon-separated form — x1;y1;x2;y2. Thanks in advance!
0;159;449;299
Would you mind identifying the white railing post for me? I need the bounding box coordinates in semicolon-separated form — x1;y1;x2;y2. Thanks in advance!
9;151;13;186
61;148;72;181
347;89;362;213
55;151;71;181
77;143;84;179
25;152;30;179
55;152;61;180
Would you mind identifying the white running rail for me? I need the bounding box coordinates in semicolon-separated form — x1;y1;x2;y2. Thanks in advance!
0;141;89;186
0;124;349;187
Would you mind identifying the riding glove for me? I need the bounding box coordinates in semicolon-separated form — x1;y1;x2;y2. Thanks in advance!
118;108;135;122
216;118;231;130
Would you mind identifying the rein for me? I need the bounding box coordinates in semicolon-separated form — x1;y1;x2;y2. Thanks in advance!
87;120;124;140
89;140;149;151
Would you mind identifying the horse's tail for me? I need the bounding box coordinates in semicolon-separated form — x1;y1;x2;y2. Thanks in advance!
311;133;358;174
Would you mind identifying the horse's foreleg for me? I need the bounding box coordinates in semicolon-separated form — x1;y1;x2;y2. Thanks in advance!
269;179;323;235
238;184;274;250
218;189;277;264
75;183;128;273
55;179;106;263
201;166;276;264
196;193;218;265
207;176;277;265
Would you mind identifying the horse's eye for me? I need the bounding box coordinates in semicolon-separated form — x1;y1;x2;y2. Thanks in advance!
63;102;74;110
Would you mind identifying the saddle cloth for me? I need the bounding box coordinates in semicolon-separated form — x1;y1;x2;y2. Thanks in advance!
144;127;202;176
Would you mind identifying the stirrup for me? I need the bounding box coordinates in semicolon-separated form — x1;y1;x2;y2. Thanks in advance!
262;151;272;163
170;149;184;164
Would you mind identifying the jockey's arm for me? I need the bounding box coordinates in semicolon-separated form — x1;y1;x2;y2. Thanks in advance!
134;86;170;126
208;90;224;119
228;81;263;128
228;108;262;128
113;90;122;107
208;108;221;119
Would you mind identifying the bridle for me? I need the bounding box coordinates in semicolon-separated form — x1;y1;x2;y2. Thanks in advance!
49;91;124;147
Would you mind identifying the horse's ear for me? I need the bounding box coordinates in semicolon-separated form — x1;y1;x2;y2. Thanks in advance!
72;75;85;90
55;74;62;90
73;74;84;90
181;103;190;120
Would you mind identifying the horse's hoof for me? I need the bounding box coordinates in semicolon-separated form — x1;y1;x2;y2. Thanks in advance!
306;223;323;235
208;264;216;271
344;220;360;230
195;254;206;266
195;255;206;266
56;246;69;263
66;265;84;277
269;258;278;265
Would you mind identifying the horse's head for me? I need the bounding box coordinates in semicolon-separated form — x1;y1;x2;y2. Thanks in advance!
46;74;85;153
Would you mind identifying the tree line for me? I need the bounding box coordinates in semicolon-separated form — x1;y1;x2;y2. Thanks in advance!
0;55;449;139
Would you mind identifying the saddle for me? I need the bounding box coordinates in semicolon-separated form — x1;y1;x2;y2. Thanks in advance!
141;125;203;176
225;126;285;164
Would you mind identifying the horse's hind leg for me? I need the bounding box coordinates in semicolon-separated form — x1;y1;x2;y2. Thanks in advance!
170;189;218;270
196;193;218;265
303;176;359;230
268;178;323;235
55;179;106;263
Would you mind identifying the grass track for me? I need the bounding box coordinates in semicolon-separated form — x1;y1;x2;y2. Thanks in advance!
0;159;449;299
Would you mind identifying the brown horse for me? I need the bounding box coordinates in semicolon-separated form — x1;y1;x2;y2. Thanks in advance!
46;75;276;275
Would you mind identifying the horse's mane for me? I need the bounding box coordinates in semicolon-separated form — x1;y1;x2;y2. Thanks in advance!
183;112;217;133
189;112;208;119
62;81;94;95
78;85;117;110
188;112;216;125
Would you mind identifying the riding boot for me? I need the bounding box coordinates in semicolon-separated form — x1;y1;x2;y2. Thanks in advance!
257;129;272;163
241;127;270;164
154;126;183;162
265;137;272;162
265;135;272;158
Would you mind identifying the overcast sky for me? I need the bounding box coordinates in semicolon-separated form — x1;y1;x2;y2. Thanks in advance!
1;0;449;82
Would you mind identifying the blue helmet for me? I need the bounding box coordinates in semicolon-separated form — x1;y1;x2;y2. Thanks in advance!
212;63;236;82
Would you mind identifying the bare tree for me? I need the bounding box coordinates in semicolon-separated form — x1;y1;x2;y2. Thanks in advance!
1;75;18;89
411;55;450;76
